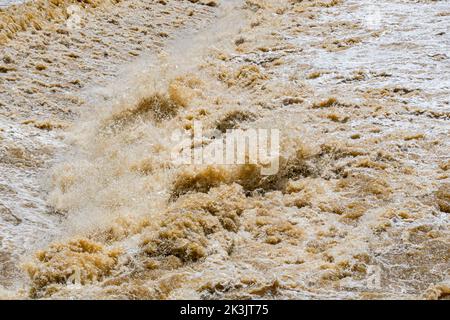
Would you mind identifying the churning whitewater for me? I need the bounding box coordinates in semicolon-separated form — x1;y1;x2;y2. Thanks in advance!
0;0;449;299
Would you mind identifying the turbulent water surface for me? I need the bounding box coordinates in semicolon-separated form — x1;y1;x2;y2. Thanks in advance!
0;0;449;299
0;0;23;7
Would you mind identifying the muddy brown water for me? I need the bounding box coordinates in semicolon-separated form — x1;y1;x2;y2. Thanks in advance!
0;0;449;299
